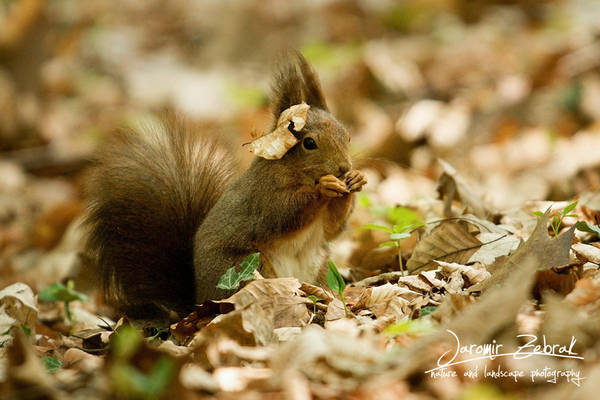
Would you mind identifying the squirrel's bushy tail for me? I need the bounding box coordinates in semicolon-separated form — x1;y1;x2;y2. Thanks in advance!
84;119;234;315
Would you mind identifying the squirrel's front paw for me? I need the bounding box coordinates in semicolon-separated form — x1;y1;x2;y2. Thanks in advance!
344;169;367;193
318;175;349;198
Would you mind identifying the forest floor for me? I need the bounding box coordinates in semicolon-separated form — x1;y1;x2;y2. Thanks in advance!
2;0;600;399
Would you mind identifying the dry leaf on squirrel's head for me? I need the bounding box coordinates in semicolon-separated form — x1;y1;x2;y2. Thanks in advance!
246;103;309;160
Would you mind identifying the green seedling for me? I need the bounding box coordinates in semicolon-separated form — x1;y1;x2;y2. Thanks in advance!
359;206;424;272
217;252;260;291
38;280;88;323
307;295;322;313
533;201;578;238
110;326;175;399
384;319;436;338
326;260;348;317
576;220;600;238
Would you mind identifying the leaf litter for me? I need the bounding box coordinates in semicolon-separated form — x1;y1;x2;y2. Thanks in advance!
3;1;600;399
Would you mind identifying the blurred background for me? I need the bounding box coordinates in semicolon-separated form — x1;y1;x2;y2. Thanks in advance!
1;0;600;290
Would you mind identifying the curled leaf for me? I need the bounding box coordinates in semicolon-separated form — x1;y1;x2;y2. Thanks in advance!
247;103;310;160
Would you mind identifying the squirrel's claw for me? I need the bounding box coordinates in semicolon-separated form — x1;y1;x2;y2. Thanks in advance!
318;174;349;198
344;169;367;193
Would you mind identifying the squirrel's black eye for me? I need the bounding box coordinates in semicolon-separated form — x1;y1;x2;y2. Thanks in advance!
303;137;317;150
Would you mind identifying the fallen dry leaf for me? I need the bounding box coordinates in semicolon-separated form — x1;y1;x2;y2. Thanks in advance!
566;270;600;307
435;260;491;286
407;221;482;273
572;242;600;264
246;103;309;160
437;159;494;219
470;210;575;293
0;282;38;344
217;277;310;328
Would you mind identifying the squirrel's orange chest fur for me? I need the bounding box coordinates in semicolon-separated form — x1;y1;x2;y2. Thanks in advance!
259;210;328;283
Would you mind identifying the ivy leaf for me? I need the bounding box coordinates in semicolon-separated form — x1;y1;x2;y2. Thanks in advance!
216;253;260;290
38;281;87;303
420;306;437;317
42;356;62;373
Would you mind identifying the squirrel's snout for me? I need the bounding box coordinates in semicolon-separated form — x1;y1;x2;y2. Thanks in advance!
337;163;350;178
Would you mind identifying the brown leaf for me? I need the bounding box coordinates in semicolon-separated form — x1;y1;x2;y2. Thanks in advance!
192;303;274;350
470;209;576;293
375;256;539;381
397;274;438;293
572;243;600;264
565;270;600;307
0;283;38;344
406;221;482;273
437;159;493;219
540;294;600;354
533;263;583;298
300;282;333;303
246;103;309;160
5;331;57;399
217;278;310;328
435;260;491;286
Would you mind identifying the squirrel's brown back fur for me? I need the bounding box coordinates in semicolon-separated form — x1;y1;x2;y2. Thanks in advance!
84;120;234;315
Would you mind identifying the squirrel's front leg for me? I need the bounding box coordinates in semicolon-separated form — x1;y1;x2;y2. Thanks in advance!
320;169;367;239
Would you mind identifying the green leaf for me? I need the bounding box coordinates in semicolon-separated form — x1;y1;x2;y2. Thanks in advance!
563;201;578;215
216;253;260;290
576;221;600;238
111;325;143;360
358;224;393;233
38;281;88;303
326;260;348;316
238;252;260;281
390;232;411;240
566;214;579;218
216;267;237;290
146;357;176;396
387;206;423;228
357;193;371;208
532;211;544;217
552;215;560;226
384;319;435;337
42;356;62;373
307;295;322;303
379;241;398;248
111;357;175;399
326;260;346;294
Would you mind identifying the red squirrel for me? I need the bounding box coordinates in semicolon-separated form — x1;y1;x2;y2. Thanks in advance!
84;53;367;317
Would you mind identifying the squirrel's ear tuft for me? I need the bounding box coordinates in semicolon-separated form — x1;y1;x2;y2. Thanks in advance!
270;52;328;118
295;52;328;111
271;58;304;117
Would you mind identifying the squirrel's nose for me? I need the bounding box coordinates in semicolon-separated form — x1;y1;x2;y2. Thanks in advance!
338;163;350;177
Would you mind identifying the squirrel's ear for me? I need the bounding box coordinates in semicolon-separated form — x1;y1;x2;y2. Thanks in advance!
271;52;329;118
271;59;304;117
295;52;328;111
